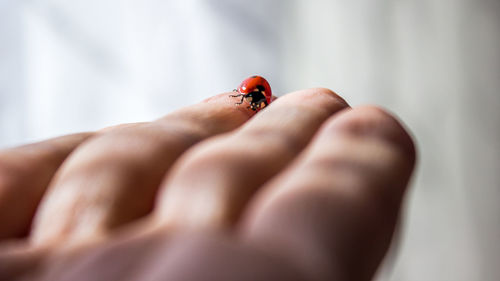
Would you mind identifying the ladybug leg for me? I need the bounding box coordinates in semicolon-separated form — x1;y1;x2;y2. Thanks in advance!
229;92;246;105
235;95;246;105
230;94;245;105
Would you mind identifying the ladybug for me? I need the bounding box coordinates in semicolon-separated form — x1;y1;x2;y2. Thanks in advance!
230;75;272;111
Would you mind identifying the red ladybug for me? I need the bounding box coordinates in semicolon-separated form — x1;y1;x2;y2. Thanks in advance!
230;75;272;111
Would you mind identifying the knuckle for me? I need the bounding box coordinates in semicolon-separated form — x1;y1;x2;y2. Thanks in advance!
324;105;416;162
331;105;397;133
311;87;343;100
276;88;349;114
301;88;349;109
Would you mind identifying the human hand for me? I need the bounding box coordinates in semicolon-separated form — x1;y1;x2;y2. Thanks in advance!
0;88;415;281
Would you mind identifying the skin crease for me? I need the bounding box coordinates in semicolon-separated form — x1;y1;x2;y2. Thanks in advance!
0;88;416;281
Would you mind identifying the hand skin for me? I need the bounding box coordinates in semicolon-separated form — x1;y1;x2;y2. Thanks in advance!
0;88;416;281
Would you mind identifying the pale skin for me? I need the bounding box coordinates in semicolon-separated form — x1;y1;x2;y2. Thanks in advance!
0;88;416;281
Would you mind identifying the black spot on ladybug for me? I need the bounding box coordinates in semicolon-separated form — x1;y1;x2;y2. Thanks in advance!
256;85;266;92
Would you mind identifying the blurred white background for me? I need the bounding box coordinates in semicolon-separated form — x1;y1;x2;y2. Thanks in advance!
1;0;499;280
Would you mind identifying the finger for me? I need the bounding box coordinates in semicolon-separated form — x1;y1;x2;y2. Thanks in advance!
132;232;305;281
156;88;349;229
31;93;252;245
35;230;166;281
0;133;92;240
35;230;305;281
240;106;416;281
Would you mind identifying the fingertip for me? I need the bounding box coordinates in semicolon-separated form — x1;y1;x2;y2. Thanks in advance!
270;88;350;115
310;87;349;107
